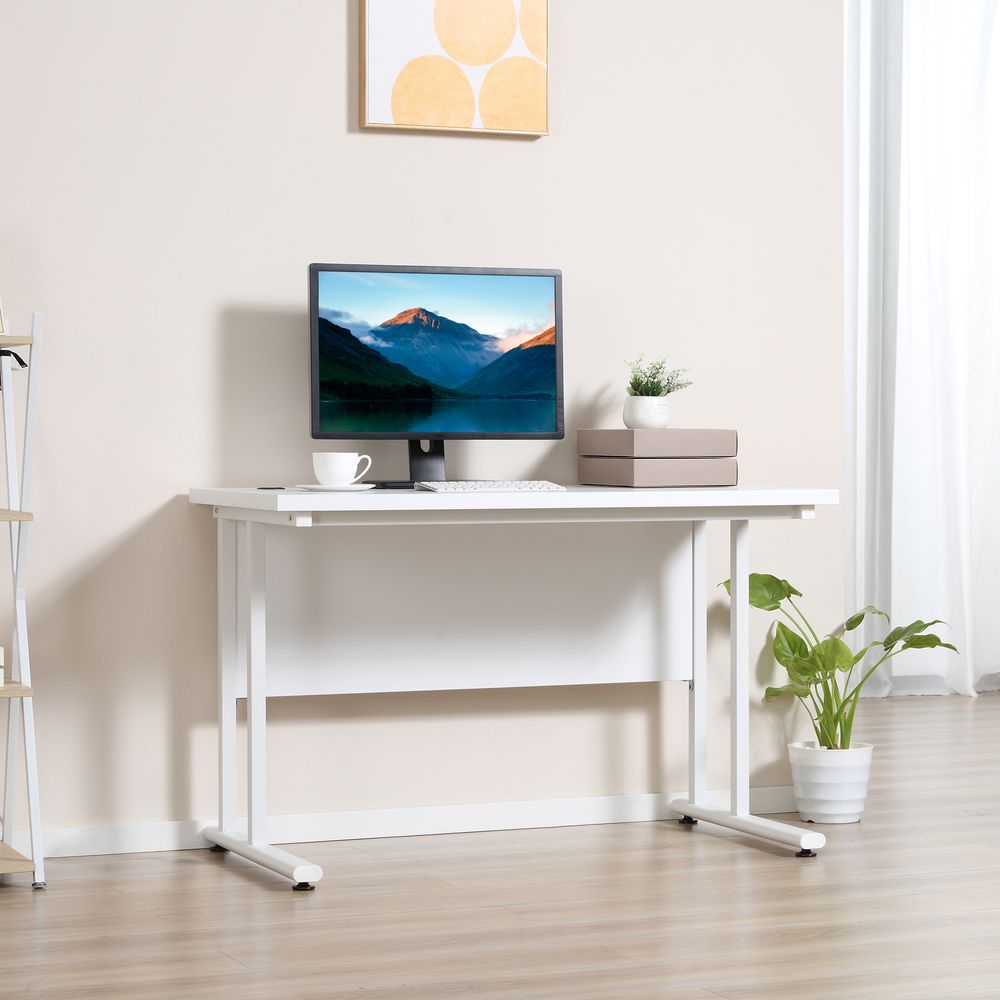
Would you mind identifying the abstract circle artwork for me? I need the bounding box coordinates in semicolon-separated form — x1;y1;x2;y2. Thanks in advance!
362;0;548;136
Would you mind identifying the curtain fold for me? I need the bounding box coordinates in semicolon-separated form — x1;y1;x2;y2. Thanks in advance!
845;0;904;695
847;0;1000;695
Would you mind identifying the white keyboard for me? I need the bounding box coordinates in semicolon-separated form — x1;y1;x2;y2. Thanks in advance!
415;480;566;493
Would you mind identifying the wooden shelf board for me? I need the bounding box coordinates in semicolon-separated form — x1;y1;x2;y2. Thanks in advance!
0;843;34;874
0;335;33;347
0;683;32;698
0;510;31;522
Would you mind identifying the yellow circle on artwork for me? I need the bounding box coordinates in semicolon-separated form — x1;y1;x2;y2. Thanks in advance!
434;0;517;66
479;57;546;133
519;0;547;64
391;56;475;129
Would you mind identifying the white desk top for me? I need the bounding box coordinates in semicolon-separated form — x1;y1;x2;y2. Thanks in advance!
190;485;838;515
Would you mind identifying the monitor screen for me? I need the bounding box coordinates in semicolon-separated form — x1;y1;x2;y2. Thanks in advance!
311;264;563;439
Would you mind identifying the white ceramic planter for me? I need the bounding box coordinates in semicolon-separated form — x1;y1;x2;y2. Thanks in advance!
788;740;873;824
623;395;670;429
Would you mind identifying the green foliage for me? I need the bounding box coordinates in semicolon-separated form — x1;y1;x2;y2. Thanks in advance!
844;605;889;631
722;572;958;749
626;356;692;397
772;621;807;666
724;573;801;610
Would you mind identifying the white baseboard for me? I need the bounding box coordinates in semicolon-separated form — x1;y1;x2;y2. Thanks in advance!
12;786;795;860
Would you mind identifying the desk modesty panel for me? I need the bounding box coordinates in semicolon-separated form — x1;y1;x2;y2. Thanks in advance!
190;487;837;700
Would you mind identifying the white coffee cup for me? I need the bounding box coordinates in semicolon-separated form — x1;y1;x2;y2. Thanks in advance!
312;451;373;486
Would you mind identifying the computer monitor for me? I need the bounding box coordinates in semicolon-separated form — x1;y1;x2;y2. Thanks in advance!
310;263;564;484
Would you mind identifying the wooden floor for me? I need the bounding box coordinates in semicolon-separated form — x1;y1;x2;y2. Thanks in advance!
2;696;999;999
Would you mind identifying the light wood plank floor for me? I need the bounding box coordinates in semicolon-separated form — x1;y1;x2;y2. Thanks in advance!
2;695;999;999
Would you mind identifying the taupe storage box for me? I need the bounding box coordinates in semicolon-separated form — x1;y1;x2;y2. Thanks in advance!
577;428;738;458
578;456;738;488
576;427;739;487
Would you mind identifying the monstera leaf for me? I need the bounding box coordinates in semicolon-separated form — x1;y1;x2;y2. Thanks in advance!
883;620;945;651
723;573;802;611
844;605;889;631
785;656;818;686
901;633;957;652
772;621;808;668
811;636;855;674
765;683;810;702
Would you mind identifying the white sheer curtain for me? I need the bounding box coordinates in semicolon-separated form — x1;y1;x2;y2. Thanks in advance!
846;0;1000;695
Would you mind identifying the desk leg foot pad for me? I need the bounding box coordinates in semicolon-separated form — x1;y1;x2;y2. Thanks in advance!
292;881;316;892
795;849;817;858
209;844;228;853
678;815;698;825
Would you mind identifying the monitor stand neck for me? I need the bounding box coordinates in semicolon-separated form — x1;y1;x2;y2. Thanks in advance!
408;439;446;483
372;440;447;489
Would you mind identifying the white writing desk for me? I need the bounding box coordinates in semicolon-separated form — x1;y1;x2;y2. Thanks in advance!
189;485;838;889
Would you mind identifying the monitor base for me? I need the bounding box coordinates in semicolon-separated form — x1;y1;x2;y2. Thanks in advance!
370;440;446;489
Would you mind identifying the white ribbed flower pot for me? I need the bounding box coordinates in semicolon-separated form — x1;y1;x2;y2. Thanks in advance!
788;741;873;824
623;395;670;429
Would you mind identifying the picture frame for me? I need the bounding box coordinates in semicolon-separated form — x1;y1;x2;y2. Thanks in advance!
360;0;548;137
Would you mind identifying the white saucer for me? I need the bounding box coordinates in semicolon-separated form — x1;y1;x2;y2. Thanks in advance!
294;483;376;492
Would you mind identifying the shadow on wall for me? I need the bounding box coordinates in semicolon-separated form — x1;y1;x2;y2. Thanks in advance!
571;382;619;435
707;592;793;789
214;304;425;483
345;0;359;133
213;305;314;485
28;496;216;827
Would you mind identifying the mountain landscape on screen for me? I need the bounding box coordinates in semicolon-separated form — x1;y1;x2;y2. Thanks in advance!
317;308;557;403
315;318;463;399
457;327;556;397
371;307;502;386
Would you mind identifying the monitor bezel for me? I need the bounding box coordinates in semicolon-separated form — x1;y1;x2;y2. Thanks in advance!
310;263;565;441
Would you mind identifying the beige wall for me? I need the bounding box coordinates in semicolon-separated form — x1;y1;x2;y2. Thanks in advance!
0;0;843;838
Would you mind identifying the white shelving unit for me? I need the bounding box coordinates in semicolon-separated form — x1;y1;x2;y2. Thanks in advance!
0;312;45;888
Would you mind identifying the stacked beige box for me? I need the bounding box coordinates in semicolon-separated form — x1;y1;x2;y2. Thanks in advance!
577;428;738;487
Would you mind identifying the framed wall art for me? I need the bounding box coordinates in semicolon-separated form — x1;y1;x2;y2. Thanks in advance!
360;0;548;136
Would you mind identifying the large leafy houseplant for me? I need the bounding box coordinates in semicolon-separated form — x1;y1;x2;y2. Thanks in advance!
725;573;957;750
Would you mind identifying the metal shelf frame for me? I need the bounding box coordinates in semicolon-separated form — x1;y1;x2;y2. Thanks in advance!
0;312;44;887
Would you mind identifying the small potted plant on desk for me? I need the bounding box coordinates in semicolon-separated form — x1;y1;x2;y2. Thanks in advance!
624;356;691;429
725;573;957;824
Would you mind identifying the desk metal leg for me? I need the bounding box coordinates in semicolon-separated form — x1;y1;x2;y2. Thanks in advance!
730;519;750;817
677;520;707;828
217;519;237;835
671;519;826;855
203;518;324;888
243;521;267;846
688;521;708;805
